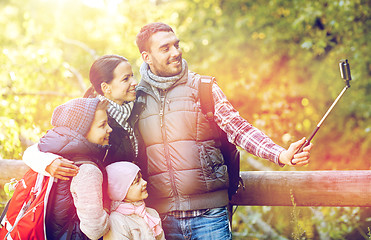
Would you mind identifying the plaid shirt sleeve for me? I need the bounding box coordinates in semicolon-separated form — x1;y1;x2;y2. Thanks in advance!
212;82;285;165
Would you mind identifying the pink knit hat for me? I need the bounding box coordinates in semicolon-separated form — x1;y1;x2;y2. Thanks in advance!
106;162;140;201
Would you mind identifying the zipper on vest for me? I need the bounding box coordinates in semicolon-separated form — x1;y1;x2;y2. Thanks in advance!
159;109;164;128
159;92;165;128
160;90;180;204
102;147;110;163
167;99;171;111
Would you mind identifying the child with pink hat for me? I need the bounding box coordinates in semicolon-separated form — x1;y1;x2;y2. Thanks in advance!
104;162;165;240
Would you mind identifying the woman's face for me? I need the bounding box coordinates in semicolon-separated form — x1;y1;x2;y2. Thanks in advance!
104;61;137;105
85;109;112;146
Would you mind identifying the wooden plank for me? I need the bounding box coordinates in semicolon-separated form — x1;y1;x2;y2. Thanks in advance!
1;160;370;207
230;170;371;207
0;159;30;185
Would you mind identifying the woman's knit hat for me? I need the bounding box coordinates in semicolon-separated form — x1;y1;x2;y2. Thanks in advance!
106;162;140;201
51;98;100;136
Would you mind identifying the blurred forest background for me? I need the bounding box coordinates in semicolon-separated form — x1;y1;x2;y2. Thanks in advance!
0;0;370;239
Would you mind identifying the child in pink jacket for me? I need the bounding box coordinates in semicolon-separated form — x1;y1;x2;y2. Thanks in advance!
104;162;165;240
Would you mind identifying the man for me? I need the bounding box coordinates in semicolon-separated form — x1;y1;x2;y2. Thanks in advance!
134;22;312;239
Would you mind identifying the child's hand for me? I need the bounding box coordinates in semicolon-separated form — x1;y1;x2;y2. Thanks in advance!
46;157;79;180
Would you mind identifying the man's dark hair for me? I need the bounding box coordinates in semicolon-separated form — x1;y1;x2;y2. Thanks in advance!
136;22;174;53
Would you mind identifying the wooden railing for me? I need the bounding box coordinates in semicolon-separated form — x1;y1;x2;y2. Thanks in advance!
1;159;371;207
230;170;371;207
0;159;30;186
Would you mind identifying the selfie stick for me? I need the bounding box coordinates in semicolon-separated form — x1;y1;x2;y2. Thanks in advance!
291;59;352;164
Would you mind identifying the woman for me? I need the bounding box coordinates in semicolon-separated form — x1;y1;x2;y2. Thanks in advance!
85;55;141;167
23;54;144;179
22;55;145;239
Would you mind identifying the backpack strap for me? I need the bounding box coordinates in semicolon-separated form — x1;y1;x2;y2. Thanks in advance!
199;76;222;147
0;198;11;226
198;75;245;200
199;75;215;121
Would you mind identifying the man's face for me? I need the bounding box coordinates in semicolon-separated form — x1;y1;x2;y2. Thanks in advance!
144;31;182;77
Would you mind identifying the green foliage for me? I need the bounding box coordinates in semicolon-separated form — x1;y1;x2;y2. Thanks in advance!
231;206;371;240
173;0;371;170
0;0;369;168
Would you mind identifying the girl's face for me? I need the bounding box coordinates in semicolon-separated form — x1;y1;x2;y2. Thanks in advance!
103;61;137;105
124;172;148;203
85;109;112;146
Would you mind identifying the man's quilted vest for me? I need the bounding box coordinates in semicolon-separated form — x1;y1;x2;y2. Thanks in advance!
136;71;229;214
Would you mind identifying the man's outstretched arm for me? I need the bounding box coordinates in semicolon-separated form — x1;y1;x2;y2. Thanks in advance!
212;82;311;166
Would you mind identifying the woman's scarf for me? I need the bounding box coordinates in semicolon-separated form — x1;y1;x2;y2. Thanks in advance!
114;201;162;237
97;95;138;156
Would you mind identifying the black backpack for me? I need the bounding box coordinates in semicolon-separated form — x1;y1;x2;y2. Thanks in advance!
198;75;245;200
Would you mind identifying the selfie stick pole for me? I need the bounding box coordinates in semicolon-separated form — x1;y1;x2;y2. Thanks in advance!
291;60;352;164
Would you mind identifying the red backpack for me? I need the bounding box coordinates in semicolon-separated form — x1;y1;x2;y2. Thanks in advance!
0;169;54;240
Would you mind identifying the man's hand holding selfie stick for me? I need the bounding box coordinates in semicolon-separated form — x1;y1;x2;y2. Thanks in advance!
280;60;352;166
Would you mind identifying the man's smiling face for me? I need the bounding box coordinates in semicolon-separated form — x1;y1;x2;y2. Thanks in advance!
144;31;183;77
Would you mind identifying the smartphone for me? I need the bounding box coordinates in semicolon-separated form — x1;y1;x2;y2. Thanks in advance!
339;59;352;81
